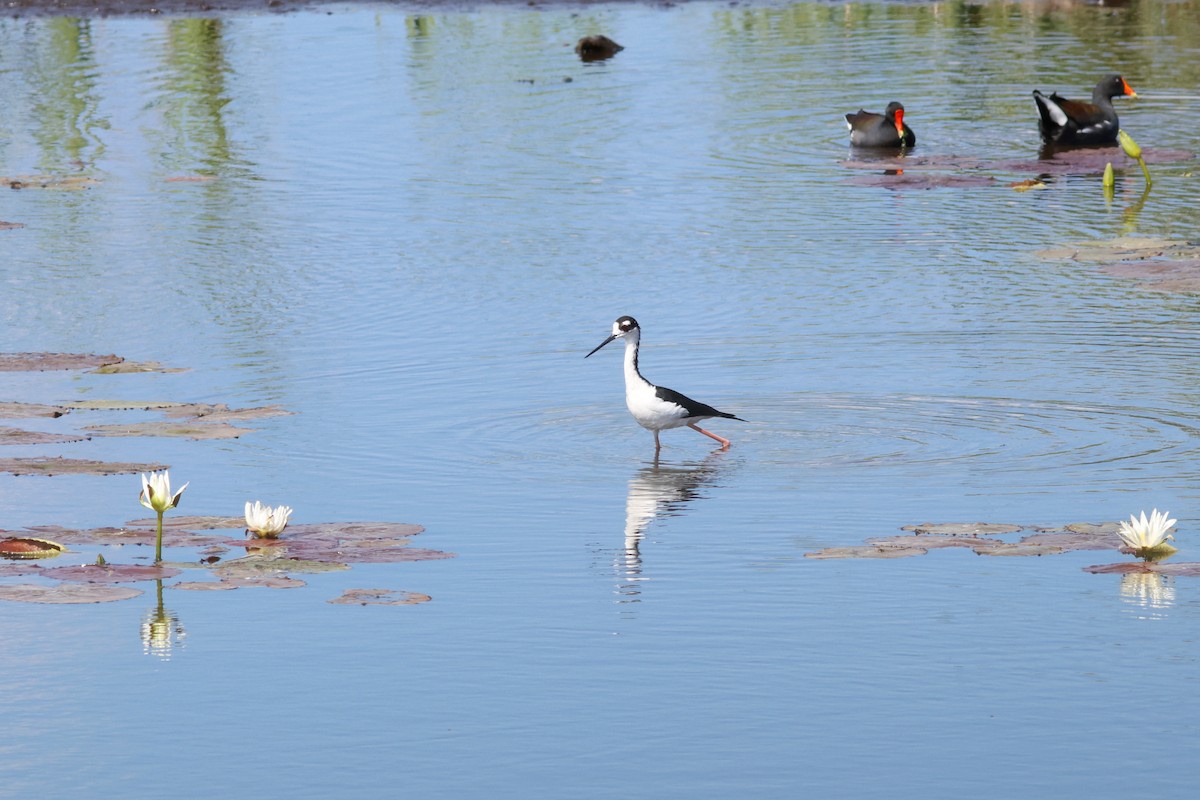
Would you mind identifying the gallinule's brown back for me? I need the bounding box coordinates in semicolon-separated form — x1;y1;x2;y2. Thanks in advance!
845;102;915;148
1033;74;1137;146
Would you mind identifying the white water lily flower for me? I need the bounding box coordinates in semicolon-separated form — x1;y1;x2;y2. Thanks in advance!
245;500;293;537
139;470;188;513
1117;509;1176;551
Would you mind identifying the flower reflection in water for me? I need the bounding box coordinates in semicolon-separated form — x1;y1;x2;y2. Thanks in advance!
1119;572;1176;620
140;580;185;659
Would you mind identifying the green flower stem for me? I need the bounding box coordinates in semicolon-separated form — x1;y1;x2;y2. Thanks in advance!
1137;156;1153;188
155;509;165;563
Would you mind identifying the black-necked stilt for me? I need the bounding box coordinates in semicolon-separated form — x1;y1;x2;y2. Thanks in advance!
585;316;745;451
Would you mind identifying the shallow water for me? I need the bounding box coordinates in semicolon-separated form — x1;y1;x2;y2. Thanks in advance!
3;1;1200;796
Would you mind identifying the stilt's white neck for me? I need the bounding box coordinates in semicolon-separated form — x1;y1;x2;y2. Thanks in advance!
622;330;647;389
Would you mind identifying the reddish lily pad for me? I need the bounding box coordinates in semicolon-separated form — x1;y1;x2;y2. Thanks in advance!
126;515;244;530
0;457;168;476
0;427;89;446
0;352;122;372
1;220;26;230
40;563;181;583
844;173;995;189
0;561;44;576
0;583;142;603
23;524;227;549
328;588;433;606
1085;561;1200;577
82;421;254;440
0;537;66;559
0;402;68;418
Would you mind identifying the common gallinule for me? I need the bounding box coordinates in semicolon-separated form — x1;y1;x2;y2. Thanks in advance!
1033;74;1137;146
845;102;915;148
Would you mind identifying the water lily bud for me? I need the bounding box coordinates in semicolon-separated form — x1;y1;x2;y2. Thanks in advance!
1118;129;1142;160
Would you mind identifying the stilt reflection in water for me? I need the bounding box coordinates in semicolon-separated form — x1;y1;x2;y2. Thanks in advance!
615;452;730;604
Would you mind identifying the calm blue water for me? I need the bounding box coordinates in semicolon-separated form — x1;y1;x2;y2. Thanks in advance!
3;2;1200;797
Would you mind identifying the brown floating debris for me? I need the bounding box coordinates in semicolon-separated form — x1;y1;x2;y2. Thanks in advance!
0;220;26;230
3;175;101;191
328;588;433;606
575;34;623;62
0;352;122;372
0;457;168;476
0;583;143;604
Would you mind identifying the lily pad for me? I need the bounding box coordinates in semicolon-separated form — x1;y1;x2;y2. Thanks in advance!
0;352;122;372
3;175;101;190
0;427;89;446
328;588;433;606
900;522;1022;536
66;400;192;411
173;581;239;591
0;402;68;418
40;563;181;583
0;583;143;603
1;220;26;230
804;546;927;559
975;543;1064;557
82;421;253;440
161;403;294;422
213;555;349;578
0;457;168;476
126;515;244;530
90;361;189;374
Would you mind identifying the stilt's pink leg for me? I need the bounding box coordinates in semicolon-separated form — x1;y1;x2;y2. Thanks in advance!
653;430;662;452
688;423;730;448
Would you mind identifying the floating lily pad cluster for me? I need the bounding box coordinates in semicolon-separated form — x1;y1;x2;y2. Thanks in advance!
840;146;1193;190
0;518;452;603
1038;235;1200;294
0;351;293;475
805;520;1200;576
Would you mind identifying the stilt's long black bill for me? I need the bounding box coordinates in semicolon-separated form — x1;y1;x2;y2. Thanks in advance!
585;335;617;358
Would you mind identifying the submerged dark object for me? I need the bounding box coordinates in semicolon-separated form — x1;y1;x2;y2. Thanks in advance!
575;35;623;62
845;102;915;148
1032;74;1136;146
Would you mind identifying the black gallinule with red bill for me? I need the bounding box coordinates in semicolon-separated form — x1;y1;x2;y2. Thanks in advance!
1033;74;1137;146
845;102;915;148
